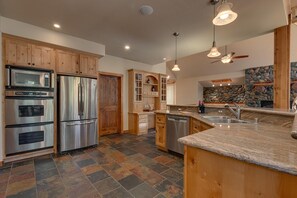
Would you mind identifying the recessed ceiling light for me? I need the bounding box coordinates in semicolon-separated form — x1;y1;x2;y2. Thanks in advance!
125;45;130;50
163;58;167;61
212;85;215;87
53;23;61;28
167;75;170;79
220;84;222;86
228;83;231;86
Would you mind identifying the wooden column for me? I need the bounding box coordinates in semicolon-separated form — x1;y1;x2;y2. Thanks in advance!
274;23;291;109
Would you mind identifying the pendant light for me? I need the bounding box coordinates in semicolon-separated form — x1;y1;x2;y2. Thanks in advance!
208;2;221;58
172;32;180;71
213;0;238;26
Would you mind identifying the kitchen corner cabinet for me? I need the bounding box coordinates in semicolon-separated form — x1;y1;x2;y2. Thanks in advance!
155;113;167;150
4;38;55;70
190;118;213;134
128;113;148;135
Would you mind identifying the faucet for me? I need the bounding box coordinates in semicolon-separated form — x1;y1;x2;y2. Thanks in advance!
225;103;241;120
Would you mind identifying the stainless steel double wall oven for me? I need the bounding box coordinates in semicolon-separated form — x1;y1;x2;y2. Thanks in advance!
5;65;55;155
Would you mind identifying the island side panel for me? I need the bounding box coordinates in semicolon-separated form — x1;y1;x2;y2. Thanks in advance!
184;145;297;198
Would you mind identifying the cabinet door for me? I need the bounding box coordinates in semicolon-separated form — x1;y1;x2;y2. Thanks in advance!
31;45;55;70
79;55;98;77
156;123;166;149
5;39;32;66
56;50;79;74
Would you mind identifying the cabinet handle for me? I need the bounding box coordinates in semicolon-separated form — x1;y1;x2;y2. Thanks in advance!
28;62;31;65
80;72;82;74
32;63;35;66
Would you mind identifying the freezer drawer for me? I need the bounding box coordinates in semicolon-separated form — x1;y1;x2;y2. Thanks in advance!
59;119;98;152
166;115;189;155
6;123;54;155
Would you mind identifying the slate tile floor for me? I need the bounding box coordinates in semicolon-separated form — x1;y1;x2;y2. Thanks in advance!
0;132;184;198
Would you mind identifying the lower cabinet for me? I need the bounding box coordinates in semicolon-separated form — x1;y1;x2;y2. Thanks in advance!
128;113;148;135
190;118;213;134
155;113;167;150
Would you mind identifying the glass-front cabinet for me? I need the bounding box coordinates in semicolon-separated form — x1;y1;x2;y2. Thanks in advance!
134;72;143;102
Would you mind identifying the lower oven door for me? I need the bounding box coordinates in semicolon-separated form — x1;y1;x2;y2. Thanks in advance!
5;98;54;125
5;123;54;155
59;119;97;152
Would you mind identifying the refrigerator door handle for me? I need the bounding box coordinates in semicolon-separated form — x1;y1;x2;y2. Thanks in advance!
66;120;95;126
78;83;81;116
81;84;84;116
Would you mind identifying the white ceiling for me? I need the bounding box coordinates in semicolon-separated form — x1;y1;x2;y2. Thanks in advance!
0;0;288;65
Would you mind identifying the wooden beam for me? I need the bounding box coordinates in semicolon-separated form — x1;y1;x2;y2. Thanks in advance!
274;23;291;109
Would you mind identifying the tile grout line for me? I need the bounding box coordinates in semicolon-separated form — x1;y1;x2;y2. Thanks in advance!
33;159;38;198
4;163;13;198
52;153;72;197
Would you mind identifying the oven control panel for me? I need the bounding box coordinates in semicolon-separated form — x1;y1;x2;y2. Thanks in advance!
5;90;54;97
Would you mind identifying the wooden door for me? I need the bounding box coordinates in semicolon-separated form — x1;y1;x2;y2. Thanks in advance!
56;50;80;74
31;45;55;70
99;74;122;136
5;38;32;66
80;54;97;77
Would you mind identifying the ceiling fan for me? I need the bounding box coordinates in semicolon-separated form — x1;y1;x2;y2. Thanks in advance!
211;46;249;64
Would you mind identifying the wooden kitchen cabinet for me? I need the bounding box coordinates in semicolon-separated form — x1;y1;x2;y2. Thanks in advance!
128;113;148;135
4;37;55;70
31;45;55;70
155;113;167;150
80;54;98;77
190;118;213;134
5;38;32;66
56;50;80;74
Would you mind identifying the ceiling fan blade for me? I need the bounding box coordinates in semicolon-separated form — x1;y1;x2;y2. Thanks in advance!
211;59;222;64
233;55;249;59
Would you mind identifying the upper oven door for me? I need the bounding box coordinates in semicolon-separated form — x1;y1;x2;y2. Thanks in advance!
5;98;54;126
10;69;50;88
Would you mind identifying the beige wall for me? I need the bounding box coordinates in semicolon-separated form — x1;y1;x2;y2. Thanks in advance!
175;71;245;105
99;55;166;130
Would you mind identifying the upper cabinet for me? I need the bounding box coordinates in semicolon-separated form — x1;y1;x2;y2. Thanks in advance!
79;54;98;77
56;50;80;74
5;38;55;70
56;51;98;77
3;35;100;77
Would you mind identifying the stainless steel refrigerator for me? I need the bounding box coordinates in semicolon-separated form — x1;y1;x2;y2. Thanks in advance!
58;76;98;152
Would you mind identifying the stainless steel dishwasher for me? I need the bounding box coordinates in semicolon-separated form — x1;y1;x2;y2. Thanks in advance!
166;115;189;155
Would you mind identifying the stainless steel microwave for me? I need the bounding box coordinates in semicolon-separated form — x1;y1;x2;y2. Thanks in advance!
5;65;54;89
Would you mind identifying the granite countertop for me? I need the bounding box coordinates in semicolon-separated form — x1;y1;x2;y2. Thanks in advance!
168;104;296;116
155;110;297;175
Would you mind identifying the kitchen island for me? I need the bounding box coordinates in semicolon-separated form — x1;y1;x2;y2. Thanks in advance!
156;109;297;198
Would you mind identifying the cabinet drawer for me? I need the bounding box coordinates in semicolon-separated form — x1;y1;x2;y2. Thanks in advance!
156;114;166;123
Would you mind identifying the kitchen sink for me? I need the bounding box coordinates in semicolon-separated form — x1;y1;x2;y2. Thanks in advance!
202;116;251;124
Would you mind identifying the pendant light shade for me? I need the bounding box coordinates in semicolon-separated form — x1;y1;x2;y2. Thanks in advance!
208;2;221;58
172;64;180;71
207;44;221;57
172;32;180;71
213;0;238;26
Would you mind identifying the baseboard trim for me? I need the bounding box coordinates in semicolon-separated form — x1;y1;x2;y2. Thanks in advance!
4;148;54;163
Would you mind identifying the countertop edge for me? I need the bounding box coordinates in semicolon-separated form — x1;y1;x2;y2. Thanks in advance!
178;137;297;176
